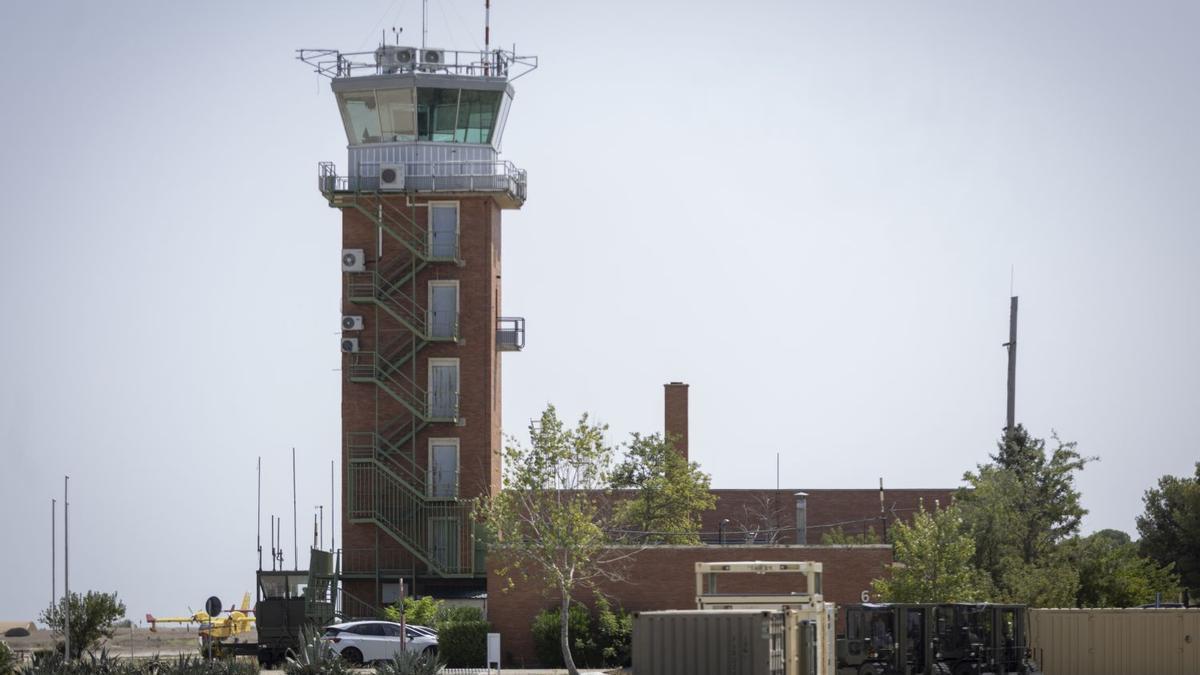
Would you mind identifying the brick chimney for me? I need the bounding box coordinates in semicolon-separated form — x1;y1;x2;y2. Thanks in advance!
663;382;689;460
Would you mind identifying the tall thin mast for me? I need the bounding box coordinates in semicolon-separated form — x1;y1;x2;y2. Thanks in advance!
257;457;262;571
63;476;70;661
1004;296;1019;441
51;498;55;608
292;448;298;569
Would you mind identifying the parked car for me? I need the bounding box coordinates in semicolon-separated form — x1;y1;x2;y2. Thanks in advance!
322;620;438;665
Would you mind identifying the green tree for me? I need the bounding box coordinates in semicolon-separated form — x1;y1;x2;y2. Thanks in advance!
39;590;126;659
1136;463;1200;597
821;526;882;545
476;406;637;675
1070;529;1180;607
958;426;1093;606
610;433;716;544
871;502;982;603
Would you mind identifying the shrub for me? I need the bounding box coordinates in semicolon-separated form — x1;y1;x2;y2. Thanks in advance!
39;591;126;659
436;620;488;667
531;604;595;667
432;605;482;629
0;642;13;675
284;627;349;675
373;650;442;675
530;599;631;668
594;596;632;667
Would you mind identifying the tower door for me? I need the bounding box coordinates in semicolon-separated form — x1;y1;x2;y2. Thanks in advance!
428;359;459;419
429;283;458;339
429;517;461;570
430;203;458;258
429;440;459;499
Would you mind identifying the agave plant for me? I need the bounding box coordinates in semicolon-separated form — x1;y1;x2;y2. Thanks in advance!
284;627;349;675
373;650;443;675
0;641;15;675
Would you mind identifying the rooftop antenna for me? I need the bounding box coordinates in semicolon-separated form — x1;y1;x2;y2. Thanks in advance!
270;515;276;571
292;448;298;570
422;0;428;50
330;460;335;553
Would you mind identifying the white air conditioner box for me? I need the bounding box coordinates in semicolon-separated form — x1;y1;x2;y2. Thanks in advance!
341;338;360;353
342;315;364;331
342;249;365;272
420;49;445;70
379;164;405;191
375;46;417;73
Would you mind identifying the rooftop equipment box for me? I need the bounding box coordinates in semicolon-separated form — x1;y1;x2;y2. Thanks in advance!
632;609;785;675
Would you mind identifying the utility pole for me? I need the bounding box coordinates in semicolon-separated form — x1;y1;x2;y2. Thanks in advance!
1004;296;1019;443
64;476;70;661
51;498;56;609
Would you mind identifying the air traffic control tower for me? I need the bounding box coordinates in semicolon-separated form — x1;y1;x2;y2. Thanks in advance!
300;44;534;608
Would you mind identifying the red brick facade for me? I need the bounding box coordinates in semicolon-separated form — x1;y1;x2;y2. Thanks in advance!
340;195;504;600
663;382;689;460
486;545;894;667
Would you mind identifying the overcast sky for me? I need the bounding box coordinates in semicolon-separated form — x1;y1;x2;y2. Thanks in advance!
2;0;1197;622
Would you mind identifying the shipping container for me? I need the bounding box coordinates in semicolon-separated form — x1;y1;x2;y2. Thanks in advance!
1028;608;1200;675
633;610;786;675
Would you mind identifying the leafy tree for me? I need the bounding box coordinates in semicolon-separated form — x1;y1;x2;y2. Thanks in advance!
1136;463;1200;597
610;432;716;544
39;591;126;659
871;502;982;603
957;426;1093;605
1070;529;1180;607
476;406;637;675
821;526;883;545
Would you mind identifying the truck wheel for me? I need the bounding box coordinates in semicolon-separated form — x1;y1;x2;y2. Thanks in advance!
341;647;364;665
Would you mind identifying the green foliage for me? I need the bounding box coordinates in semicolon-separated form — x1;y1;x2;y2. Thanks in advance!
821;526;883;545
373;650;443;675
436;621;488;667
381;596;443;627
957;426;1093;606
610;432;717;544
15;651;257;675
284;627;349;675
592;597;632;667
476;405;631;674
1136;463;1200;596
432;605;482;629
39;591;127;659
531;604;592;668
0;641;14;675
871;502;982;603
530;599;631;669
1071;529;1181;607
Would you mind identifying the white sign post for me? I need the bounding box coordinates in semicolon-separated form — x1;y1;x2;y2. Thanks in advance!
487;632;501;673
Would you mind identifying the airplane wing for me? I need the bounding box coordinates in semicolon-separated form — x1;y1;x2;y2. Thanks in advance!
145;611;207;632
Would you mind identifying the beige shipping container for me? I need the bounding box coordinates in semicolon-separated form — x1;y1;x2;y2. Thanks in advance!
633;610;786;675
1029;608;1200;675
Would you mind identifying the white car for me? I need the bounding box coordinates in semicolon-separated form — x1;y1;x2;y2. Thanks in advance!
322;620;438;665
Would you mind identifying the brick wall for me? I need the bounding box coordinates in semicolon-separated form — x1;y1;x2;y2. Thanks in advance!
486;545;893;667
340;195;503;598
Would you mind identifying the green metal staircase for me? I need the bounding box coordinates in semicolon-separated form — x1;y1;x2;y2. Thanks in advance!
326;167;477;580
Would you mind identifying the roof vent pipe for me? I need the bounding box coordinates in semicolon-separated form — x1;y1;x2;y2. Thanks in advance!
794;492;808;545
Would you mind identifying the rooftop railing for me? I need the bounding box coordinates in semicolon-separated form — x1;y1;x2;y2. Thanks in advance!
298;47;537;81
319;160;526;204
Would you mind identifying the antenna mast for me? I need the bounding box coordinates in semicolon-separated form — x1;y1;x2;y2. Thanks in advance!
422;0;428;50
257;457;262;571
1004;296;1019;442
292;448;298;569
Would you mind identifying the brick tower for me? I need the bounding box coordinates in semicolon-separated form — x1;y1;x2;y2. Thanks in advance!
301;44;533;610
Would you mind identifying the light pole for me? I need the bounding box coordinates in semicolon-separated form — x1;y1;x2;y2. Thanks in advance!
64;476;70;661
719;519;730;546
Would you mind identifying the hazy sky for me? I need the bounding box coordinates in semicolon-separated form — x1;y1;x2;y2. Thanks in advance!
2;0;1197;622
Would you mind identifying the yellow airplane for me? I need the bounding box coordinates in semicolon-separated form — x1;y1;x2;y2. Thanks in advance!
146;592;255;640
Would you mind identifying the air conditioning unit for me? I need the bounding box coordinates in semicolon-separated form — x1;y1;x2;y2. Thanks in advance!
379;164;405;191
341;337;360;353
375;46;417;74
341;249;365;272
420;49;445;70
342;315;364;331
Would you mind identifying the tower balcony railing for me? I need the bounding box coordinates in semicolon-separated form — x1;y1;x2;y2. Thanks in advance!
319;160;526;207
299;47;537;82
496;317;525;352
